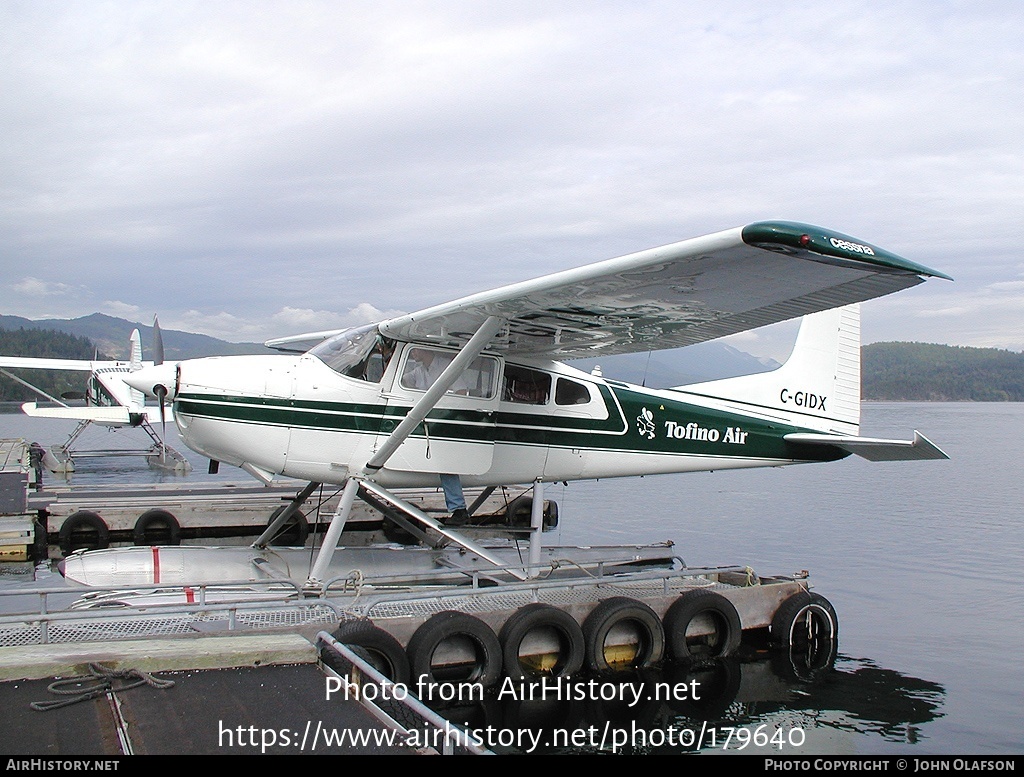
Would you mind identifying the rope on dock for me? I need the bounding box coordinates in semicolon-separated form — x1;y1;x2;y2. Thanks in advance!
30;662;175;711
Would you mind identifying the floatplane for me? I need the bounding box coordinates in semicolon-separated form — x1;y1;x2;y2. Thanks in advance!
63;221;949;590
0;320;191;474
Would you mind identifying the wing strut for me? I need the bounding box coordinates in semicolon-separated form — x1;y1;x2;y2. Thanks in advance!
0;368;69;407
365;315;505;472
306;315;508;587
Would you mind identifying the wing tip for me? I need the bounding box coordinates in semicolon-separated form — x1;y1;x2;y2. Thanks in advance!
742;221;952;281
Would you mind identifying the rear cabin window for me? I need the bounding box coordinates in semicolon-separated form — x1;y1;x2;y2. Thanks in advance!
503;365;551;405
555;377;591;405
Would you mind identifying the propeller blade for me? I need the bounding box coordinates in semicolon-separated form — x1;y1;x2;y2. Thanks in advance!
155;384;168;460
152;316;165;366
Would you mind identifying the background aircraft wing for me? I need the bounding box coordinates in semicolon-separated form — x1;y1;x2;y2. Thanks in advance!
0;356;123;371
21;402;136;425
379;221;950;358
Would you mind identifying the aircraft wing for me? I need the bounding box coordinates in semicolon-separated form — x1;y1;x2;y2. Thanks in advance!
264;328;350;353
379;221;950;359
0;356;126;371
21;402;137;425
21;402;172;426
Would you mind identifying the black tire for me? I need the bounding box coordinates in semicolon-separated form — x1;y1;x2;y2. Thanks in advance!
770;591;839;649
663;589;742;661
582;597;665;673
132;509;182;546
407;611;503;691
266;506;310;547
332;619;411;686
505;495;558;529
58;511;109;555
499;604;585;680
771;634;839;684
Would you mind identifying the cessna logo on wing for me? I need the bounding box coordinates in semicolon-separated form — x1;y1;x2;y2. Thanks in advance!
829;237;875;256
780;388;827;411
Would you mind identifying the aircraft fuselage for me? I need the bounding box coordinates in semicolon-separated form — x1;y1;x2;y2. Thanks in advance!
168;343;844;488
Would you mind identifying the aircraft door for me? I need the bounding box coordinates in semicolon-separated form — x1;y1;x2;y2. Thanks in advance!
376;345;498;475
260;359;294;473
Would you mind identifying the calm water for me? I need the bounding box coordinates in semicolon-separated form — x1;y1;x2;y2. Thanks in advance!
2;403;1022;754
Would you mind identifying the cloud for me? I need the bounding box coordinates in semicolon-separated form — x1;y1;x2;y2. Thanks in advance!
2;2;1023;350
9;277;78;297
101;300;141;317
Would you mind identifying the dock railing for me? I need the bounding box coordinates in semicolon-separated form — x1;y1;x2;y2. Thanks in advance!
0;556;752;647
317;631;493;755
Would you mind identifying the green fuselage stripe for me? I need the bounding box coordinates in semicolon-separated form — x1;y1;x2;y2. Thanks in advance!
175;385;844;463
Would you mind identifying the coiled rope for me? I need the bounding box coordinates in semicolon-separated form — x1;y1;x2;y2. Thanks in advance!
31;663;175;711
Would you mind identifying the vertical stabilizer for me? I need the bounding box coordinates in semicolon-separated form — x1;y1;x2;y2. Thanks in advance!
674;304;861;434
127;329;145;409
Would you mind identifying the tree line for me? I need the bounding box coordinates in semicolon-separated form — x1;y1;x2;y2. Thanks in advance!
0;328;109;402
863;342;1024;401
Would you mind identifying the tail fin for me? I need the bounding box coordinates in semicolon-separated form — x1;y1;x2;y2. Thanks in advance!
129;329;143;371
675;304;861;434
127;329;145;409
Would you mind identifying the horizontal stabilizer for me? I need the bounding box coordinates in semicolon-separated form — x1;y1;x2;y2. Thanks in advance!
784;430;949;461
21;402;134;424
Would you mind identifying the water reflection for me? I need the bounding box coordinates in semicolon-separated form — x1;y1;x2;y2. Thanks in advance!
435;646;945;754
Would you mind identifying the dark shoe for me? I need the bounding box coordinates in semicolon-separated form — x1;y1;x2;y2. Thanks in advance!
446;508;470;526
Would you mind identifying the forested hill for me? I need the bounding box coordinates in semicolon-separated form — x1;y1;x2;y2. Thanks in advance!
0;328;110;402
863;342;1024;401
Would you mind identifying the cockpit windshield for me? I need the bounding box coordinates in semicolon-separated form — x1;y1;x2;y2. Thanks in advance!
309;325;395;382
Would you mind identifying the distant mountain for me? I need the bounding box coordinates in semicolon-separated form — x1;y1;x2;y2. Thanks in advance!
863;342;1024;401
0;313;273;361
570;343;780;387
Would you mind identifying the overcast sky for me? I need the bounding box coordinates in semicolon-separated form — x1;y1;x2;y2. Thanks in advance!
2;1;1022;359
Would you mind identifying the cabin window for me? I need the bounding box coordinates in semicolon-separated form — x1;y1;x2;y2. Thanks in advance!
309;325;395;383
555;377;591;405
400;347;498;399
503;365;551;404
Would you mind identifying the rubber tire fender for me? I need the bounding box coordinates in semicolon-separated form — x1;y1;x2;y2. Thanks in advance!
58;510;109;556
582;596;665;673
332;619;411;686
132;509;182;546
770;591;839;648
499;603;585;680
505;495;558;529
406;610;503;689
663;589;742;661
266;505;310;547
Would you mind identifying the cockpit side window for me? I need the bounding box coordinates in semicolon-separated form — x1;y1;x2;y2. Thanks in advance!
503;365;551;404
400;347;498;399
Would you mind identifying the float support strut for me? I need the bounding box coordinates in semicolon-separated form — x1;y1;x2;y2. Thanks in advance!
252;481;320;549
528;479;544;577
307;477;361;585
